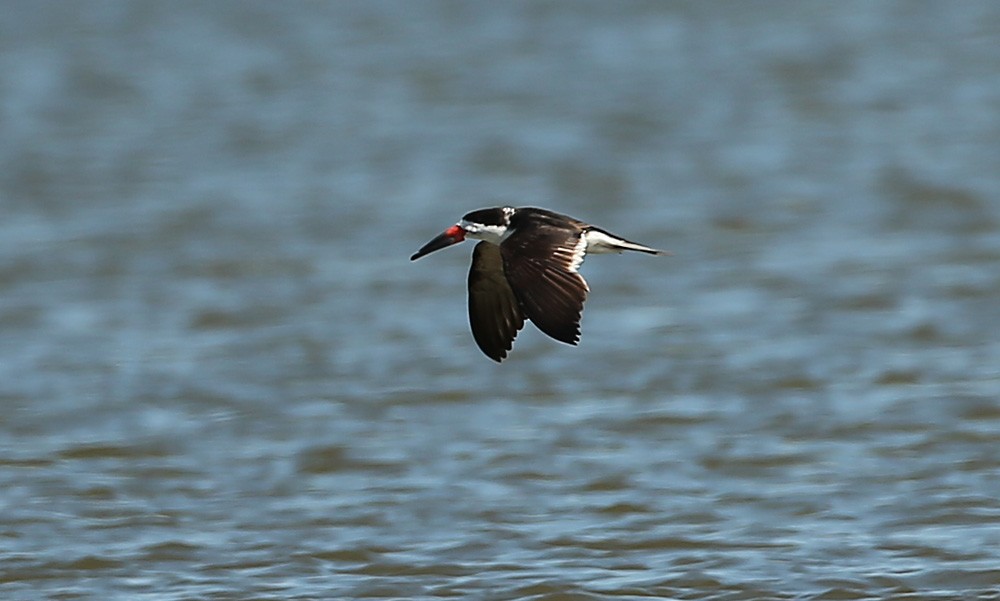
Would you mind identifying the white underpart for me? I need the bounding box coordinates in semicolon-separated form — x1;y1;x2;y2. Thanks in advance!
583;229;657;254
459;220;510;246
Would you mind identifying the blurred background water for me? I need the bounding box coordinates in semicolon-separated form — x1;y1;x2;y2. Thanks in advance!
1;1;999;599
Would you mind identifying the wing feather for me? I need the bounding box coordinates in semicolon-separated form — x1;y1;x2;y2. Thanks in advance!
468;242;525;362
500;226;589;345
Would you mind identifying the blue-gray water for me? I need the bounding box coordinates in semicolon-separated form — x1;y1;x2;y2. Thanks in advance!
2;2;999;599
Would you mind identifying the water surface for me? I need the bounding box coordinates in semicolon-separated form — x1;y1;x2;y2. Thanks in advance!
1;2;999;599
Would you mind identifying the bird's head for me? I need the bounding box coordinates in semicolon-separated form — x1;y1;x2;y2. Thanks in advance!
410;207;514;261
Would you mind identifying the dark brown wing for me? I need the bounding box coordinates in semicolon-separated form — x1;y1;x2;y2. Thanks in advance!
468;242;526;362
500;224;589;345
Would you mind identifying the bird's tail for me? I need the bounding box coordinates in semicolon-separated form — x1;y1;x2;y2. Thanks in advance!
584;229;669;255
614;240;668;255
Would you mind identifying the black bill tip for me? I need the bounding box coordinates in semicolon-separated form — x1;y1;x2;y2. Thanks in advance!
410;226;466;261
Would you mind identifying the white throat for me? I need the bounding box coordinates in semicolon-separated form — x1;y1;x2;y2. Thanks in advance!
459;220;510;246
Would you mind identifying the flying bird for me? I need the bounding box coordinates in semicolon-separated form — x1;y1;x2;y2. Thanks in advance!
410;207;666;362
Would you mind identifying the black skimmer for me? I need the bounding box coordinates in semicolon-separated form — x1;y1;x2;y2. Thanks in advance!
410;207;666;362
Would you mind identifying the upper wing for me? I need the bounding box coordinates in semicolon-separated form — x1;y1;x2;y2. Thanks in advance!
500;225;589;345
468;242;526;362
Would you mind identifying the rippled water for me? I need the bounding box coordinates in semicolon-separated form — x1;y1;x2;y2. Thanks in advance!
2;2;999;599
